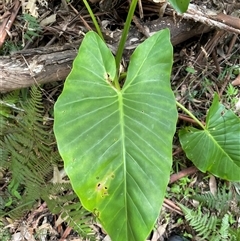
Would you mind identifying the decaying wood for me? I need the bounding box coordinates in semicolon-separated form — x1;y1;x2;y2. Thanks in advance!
147;17;211;46
0;17;212;93
0;43;79;93
1;1;239;92
181;4;240;35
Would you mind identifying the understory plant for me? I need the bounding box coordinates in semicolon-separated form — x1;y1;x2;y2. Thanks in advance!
53;1;240;241
179;185;240;240
0;87;94;239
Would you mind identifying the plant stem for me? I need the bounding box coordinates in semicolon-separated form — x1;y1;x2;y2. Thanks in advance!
119;72;127;82
114;0;138;88
176;101;206;129
82;0;104;40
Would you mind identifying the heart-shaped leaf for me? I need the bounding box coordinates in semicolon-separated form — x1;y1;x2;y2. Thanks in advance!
168;0;190;13
54;30;177;241
179;95;240;181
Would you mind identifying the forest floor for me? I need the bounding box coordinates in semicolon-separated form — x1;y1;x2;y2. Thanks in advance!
0;0;240;240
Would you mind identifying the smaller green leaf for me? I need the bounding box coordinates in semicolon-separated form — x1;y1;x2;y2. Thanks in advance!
185;66;195;74
168;0;190;13
179;94;240;181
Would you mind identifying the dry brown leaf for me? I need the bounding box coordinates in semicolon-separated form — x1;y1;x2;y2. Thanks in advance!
40;14;56;26
209;175;217;196
235;98;240;111
25;0;38;18
150;222;167;241
232;74;240;86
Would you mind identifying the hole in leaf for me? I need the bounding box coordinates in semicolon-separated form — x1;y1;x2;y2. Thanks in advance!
105;72;113;85
96;183;102;190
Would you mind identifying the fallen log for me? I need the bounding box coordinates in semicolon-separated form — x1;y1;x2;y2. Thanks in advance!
0;43;79;93
1;1;240;93
0;17;211;93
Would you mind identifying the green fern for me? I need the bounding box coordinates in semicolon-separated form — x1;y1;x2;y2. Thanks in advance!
218;214;231;240
0;220;11;241
178;203;238;241
178;203;219;240
42;183;95;239
0;90;22;118
192;186;232;215
229;227;240;241
0;86;94;239
22;14;42;42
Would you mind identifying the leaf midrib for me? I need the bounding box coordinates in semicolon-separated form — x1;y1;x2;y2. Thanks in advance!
118;91;128;239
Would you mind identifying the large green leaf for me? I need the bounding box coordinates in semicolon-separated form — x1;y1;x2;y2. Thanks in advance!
54;30;177;241
179;95;240;181
168;0;190;13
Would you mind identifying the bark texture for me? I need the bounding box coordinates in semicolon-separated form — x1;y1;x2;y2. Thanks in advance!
0;18;211;93
0;43;79;92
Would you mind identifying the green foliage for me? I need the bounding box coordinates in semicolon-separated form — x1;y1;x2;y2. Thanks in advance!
0;220;11;241
0;41;22;55
22;13;42;42
224;84;238;109
169;176;193;199
53;2;239;241
168;0;190;13
1;1;238;240
232;65;240;75
185;66;196;74
0;90;23;117
179;185;240;240
54;30;177;241
226;84;238;97
229;227;240;240
192;186;233;215
2;87;53;202
41;183;94;237
179;94;240;181
0;87;94;239
179;204;236;241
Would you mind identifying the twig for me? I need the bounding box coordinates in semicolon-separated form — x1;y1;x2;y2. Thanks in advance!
169;166;198;184
226;34;238;56
163;198;183;215
180;4;240;35
132;15;150;37
0;0;21;48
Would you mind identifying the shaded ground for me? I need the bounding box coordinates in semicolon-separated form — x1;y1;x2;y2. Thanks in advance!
0;0;240;240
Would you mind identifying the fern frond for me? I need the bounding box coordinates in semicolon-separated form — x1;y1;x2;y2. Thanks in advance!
218;214;230;240
42;183;95;239
178;203;219;240
0;90;22;117
192;186;231;214
0;86;95;239
229;227;240;241
0;87;53;219
61;203;94;239
178;203;239;241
